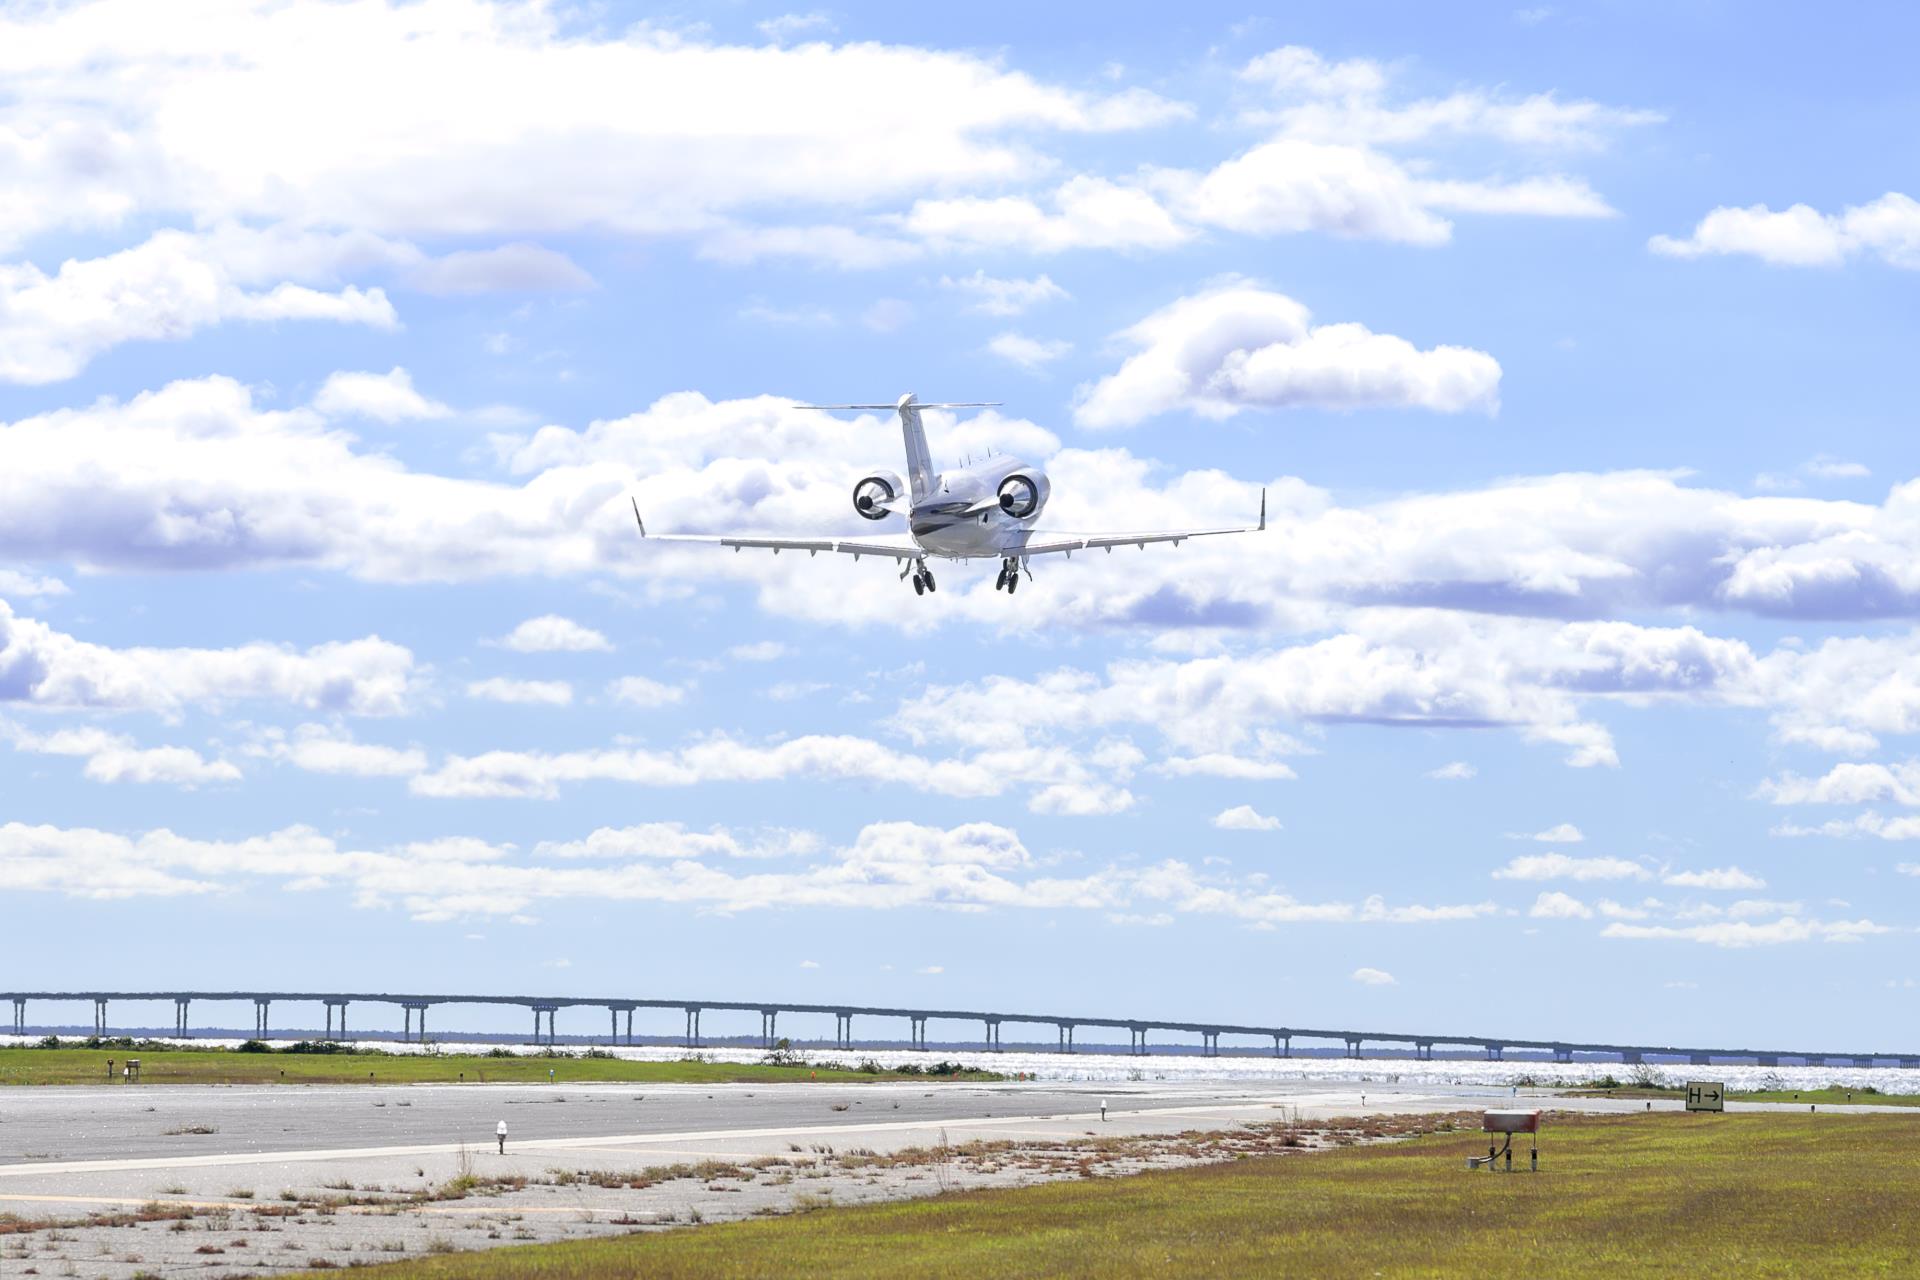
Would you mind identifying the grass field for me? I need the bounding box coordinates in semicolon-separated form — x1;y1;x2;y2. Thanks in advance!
293;1112;1920;1278
0;1045;996;1087
1569;1085;1920;1108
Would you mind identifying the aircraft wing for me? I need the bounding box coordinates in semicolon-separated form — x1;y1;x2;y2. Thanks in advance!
1008;489;1267;559
631;501;923;561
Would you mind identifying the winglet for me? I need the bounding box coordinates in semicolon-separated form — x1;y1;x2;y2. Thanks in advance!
1258;487;1267;532
631;496;646;538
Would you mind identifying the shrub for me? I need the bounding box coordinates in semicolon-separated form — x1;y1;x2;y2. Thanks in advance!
280;1041;346;1055
235;1040;272;1054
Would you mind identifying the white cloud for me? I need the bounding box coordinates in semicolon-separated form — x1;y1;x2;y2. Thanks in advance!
1351;966;1396;985
1661;866;1765;891
757;13;837;43
1494;853;1650;881
1158;754;1299;781
0;2;1184;253
467;676;573;706
3;720;240;788
0;815;1501;928
1212;804;1283;831
1528;890;1593;919
248;724;427;778
939;270;1068;316
1074;282;1500;428
902;175;1193;255
728;641;787;662
1806;456;1871;480
0;599;414;716
986;332;1073;370
1651;194;1920;269
1757;762;1920;807
1773;811;1920;842
312;368;451;422
1428;761;1476;780
1237;46;1660;149
0;230;395;384
607;675;686;709
497;615;612;653
1512;822;1584;843
0;570;67;598
402;243;594;295
1601;917;1892;948
917;965;944;975
534;823;817;861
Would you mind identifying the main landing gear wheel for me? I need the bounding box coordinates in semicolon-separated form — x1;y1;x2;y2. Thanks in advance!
912;574;925;596
922;568;936;593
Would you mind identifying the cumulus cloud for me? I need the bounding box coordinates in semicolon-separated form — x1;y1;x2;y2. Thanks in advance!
246;724;428;777
21;378;1920;644
312;368;451;422
1651;194;1920;269
1512;823;1584;843
1073;283;1500;428
1494;853;1649;881
986;332;1073;370
467;676;573;706
1351;966;1396;985
0;2;1184;256
2;720;240;788
1428;761;1476;780
1237;45;1661;149
939;270;1068;315
402;243;594;295
0;230;395;384
0;599;414;716
1661;866;1765;891
496;616;612;653
0;815;1498;928
607;676;685;709
1601;916;1891;948
1212;804;1283;831
1528;890;1593;919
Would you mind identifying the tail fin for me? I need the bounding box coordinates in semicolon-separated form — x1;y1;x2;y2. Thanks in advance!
895;393;935;500
795;396;1001;503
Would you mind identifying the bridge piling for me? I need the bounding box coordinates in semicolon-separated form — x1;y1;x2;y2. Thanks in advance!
11;997;22;1035
174;997;190;1038
93;998;106;1036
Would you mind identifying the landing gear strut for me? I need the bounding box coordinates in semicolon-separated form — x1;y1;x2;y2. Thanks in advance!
995;558;1022;594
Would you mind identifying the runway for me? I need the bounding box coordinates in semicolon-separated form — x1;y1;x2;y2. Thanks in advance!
2;1079;1910;1278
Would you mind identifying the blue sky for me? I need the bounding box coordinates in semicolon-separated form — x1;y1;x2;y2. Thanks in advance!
2;0;1919;1048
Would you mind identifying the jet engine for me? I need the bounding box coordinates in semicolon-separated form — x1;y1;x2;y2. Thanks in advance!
852;470;906;520
997;470;1050;519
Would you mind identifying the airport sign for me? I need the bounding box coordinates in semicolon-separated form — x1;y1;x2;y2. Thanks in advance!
1685;1081;1725;1112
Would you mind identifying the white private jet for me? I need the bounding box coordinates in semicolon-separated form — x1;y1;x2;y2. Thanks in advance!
632;393;1264;596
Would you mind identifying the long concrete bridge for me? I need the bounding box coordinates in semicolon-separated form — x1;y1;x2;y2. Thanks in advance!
5;990;1913;1068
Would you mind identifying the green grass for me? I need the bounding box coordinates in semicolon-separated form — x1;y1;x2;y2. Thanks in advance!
1568;1085;1920;1107
292;1112;1920;1278
0;1045;996;1087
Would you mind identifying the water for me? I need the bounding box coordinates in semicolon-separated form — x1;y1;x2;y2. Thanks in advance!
12;1035;1913;1094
